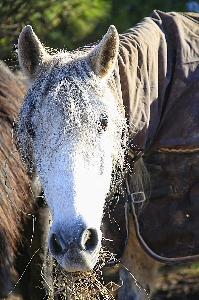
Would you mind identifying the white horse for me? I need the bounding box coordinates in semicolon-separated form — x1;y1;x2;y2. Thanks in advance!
18;10;199;299
17;24;158;299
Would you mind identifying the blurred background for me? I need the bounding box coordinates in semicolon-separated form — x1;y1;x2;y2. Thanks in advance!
1;0;199;66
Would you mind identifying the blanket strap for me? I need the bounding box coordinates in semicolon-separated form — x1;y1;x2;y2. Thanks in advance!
127;137;154;162
105;137;199;267
129;182;199;264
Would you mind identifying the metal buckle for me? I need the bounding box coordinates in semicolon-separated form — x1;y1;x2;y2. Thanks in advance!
130;191;146;203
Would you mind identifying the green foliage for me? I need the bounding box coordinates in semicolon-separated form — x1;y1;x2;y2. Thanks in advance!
106;0;188;33
0;0;110;62
190;261;199;271
27;0;111;49
0;0;194;64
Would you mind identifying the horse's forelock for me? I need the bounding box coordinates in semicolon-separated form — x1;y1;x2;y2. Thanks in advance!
18;50;126;185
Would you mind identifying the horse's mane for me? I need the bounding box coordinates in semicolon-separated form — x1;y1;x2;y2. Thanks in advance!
0;61;32;292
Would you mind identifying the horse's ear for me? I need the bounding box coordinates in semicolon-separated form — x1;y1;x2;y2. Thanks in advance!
18;25;49;81
88;25;119;78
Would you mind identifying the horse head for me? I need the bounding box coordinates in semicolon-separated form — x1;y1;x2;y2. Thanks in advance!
17;25;126;272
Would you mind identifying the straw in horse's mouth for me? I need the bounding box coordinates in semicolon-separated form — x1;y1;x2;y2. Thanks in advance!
41;245;119;299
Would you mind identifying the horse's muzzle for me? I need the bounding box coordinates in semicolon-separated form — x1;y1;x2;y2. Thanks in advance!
49;226;101;271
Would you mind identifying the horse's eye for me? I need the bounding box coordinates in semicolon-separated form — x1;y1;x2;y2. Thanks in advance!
27;124;35;139
98;114;108;132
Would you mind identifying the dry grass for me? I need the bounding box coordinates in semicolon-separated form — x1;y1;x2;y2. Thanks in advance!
41;246;120;300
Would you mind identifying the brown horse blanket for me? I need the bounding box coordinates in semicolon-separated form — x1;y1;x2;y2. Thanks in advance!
104;10;199;263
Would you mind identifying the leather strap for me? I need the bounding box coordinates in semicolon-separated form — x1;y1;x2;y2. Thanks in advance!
130;191;199;264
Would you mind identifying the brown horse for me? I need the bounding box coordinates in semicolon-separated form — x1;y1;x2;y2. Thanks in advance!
0;60;31;297
0;60;49;299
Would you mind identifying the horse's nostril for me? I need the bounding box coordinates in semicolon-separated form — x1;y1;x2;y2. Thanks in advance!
49;228;99;257
50;233;63;255
82;228;98;251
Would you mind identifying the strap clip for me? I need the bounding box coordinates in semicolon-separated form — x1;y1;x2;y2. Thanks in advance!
130;191;146;203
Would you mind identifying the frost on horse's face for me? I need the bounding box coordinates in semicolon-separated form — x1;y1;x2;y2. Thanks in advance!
17;26;126;271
